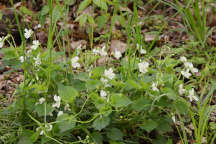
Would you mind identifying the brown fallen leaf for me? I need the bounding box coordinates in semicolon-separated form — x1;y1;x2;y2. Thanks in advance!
110;40;127;54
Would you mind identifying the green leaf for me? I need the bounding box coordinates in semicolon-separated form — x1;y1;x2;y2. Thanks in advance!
56;114;76;133
89;66;104;79
156;118;172;134
88;15;95;25
52;5;62;23
64;0;76;5
111;93;132;108
75;14;88;27
20;6;33;16
125;79;141;90
74;72;90;81
161;87;178;100
86;79;102;90
58;84;79;103
140;119;158;132
175;101;188;114
18;131;33;144
132;96;151;112
40;5;49;16
91;132;103;144
92;116;110;131
106;128;123;141
96;14;109;29
34;104;54;117
77;0;91;14
93;0;108;11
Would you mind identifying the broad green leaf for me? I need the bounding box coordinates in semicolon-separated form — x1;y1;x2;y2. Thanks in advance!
175;101;188;114
96;14;109;29
93;0;108;11
58;84;79;103
89;66;104;79
156;118;172;134
34;104;54;117
77;0;91;14
18;131;33;144
91;132;103;144
140;119;158;132
40;5;49;16
70;79;86;91
92;116;110;131
74;72;89;81
111;93;132;108
64;0;76;5
125;79;141;90
106;128;123;141
88;15;95;25
76;14;88;27
56;114;76;133
161;87;178;100
132;96;151;112
86;79;102;90
20;6;33;16
52;5;62;23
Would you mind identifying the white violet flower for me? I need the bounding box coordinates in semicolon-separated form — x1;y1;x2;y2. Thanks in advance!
152;82;159;92
57;111;63;117
100;45;107;56
0;37;4;48
140;49;147;54
19;56;24;63
38;97;45;105
31;40;40;50
138;61;149;74
114;51;122;59
188;88;199;102
181;69;192;78
52;95;61;108
178;84;186;95
71;56;81;69
34;54;41;66
104;68;115;80
180;56;187;63
100;90;107;98
64;104;71;111
24;28;33;39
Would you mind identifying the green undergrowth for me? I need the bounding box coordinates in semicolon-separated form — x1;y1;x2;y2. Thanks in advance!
0;0;216;144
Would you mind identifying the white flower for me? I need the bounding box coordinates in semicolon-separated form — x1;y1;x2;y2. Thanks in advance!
37;97;45;105
184;62;194;69
31;40;40;50
24;28;33;39
57;111;63;117
34;54;41;66
34;24;41;29
114;51;122;59
138;61;149;74
152;82;159;91
191;67;198;73
181;69;191;78
93;48;100;55
19;56;24;63
178;84;186;95
71;56;81;69
100;90;107;98
36;127;44;135
188;88;199;102
100;45;107;56
45;124;53;131
104;68;115;80
52;95;61;108
100;77;110;87
0;37;4;48
171;113;176;123
180;56;187;62
140;49;147;54
64;104;71;111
